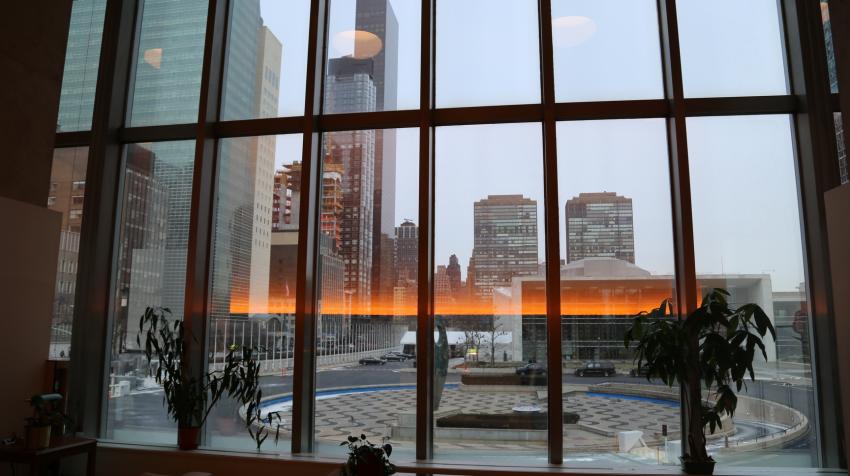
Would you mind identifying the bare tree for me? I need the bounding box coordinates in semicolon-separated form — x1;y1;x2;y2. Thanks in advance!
485;317;508;365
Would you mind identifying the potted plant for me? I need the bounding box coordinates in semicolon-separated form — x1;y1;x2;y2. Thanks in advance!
24;394;68;450
624;288;775;475
340;434;395;476
138;307;275;450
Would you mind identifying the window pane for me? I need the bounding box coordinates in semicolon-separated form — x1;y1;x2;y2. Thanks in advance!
47;147;89;360
677;0;788;98
105;141;196;444
837;113;848;184
323;0;420;114
221;0;310;120
58;0;106;132
434;123;547;463
552;0;663;102
557;120;678;467
204;134;301;451
436;0;540;108
311;128;418;456
822;1;838;94
128;0;209;126
688;116;817;467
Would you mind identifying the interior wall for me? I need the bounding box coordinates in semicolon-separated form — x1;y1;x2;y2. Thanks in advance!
0;198;60;438
0;0;73;206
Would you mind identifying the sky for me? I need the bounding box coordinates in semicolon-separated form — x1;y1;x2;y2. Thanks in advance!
262;0;805;291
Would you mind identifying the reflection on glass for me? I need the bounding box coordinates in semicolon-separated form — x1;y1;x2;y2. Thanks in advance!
58;0;106;132
105;141;196;444
552;0;663;102
221;0;311;120
434;124;547;462
310;128;418;455
128;0;209;126
677;0;788;98
557;120;678;466
204;134;302;451
688;115;817;467
436;0;541;107
323;0;420;113
47;148;89;360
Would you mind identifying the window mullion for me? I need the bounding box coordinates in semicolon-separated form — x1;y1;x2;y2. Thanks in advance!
291;0;330;454
537;0;563;465
656;0;699;462
416;0;436;461
69;0;141;439
183;0;230;442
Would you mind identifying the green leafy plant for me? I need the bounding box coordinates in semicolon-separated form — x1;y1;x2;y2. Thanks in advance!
340;434;396;476
26;394;70;430
624;289;775;471
138;307;283;450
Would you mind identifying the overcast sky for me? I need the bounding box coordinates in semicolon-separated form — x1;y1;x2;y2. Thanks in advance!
263;0;805;291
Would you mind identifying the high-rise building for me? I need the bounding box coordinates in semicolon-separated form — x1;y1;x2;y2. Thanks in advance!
395;220;418;285
57;0;106;131
470;195;539;300
325;57;378;309
446;254;462;298
565;192;635;264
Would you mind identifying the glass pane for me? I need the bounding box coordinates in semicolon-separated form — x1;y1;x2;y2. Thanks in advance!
220;0;311;120
47;147;89;360
204;134;302;451
323;0;420;114
552;0;663;102
436;0;541;108
837;113;848;184
105;141;196;444
312;128;419;457
822;1;838;94
128;0;209;126
688;116;817;467
434;123;547;463
677;0;788;98
58;0;106;132
557;120;678;467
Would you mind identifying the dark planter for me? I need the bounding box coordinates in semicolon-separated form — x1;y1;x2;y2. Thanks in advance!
681;457;715;475
177;427;200;450
25;425;51;450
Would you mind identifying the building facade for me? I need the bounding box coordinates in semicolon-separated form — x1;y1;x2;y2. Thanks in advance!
565;192;635;264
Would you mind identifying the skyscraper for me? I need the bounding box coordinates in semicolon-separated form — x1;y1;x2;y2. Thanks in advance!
470;195;539;301
57;0;106;132
395;220;418;285
446;254;462;298
565;192;635;264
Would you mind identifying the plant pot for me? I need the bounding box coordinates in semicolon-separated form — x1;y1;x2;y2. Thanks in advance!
681;457;716;475
25;425;51;450
177;427;200;450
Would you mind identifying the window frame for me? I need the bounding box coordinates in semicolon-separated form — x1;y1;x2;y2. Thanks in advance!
55;0;846;469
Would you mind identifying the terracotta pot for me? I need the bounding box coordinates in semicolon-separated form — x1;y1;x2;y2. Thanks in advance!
177;427;200;450
25;425;51;450
682;457;716;475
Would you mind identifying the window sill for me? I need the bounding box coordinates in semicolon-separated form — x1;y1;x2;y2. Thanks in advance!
96;441;845;476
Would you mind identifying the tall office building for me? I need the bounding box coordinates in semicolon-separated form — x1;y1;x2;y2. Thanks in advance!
57;0;107;131
470;195;539;300
446;254;462;298
355;0;399;303
565;192;635;264
325;57;378;309
395;220;418;285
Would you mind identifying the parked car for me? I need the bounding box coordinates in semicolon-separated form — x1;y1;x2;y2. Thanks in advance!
574;361;616;377
515;362;547;375
359;356;386;365
629;366;651;378
381;352;407;362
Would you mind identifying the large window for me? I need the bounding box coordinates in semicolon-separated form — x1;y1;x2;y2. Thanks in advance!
53;0;846;471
